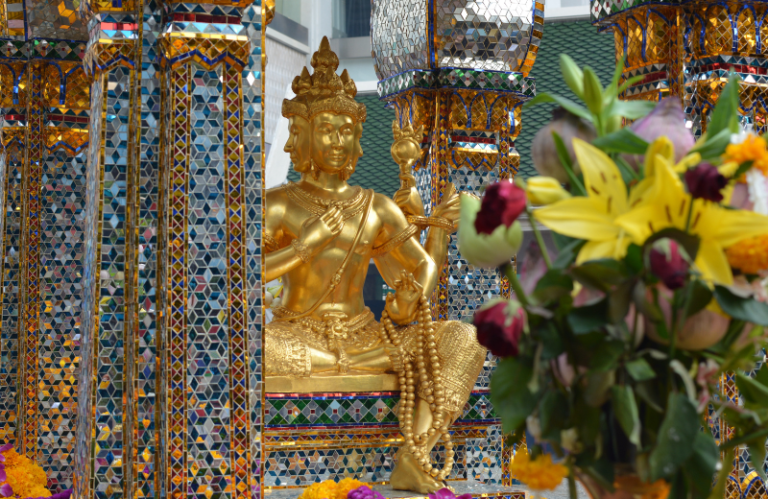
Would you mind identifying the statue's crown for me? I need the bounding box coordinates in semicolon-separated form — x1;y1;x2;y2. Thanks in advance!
281;37;367;123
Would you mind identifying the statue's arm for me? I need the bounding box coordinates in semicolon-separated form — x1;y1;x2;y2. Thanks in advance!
264;190;300;282
372;194;438;324
264;188;345;282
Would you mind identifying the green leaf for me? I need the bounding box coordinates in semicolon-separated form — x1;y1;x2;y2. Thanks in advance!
736;372;768;406
729;160;754;182
533;270;574;303
608;57;626;97
626;358;656;381
755;363;768;388
573;399;601;446
571;259;631;292
583;67;603;116
707;73;741;138
715;285;768;326
591;128;650;155
674;279;713;319
611;385;640;445
539;390;569;440
559;54;584;99
525;93;592;122
551;131;587;196
683;431;720;499
748;436;768;485
608;280;635;325
584;370;615;407
616;74;645;96
591;340;625;371
605;100;656;120
490;357;538;434
539;322;566;361
635;380;664;413
642;227;701;263
706;457;732;499
553;238;585;269
568;299;609;334
649;393;699;480
690;127;733;162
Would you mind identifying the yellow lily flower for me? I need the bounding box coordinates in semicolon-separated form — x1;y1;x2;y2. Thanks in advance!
526;176;572;206
615;154;768;285
534;139;632;263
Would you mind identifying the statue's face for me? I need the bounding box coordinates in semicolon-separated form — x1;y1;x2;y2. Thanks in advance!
284;116;311;171
310;112;358;174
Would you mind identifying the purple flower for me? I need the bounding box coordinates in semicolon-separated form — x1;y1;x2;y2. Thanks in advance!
0;445;12;454
684;163;728;202
0;484;13;498
44;489;73;499
429;488;471;499
347;486;385;499
628;97;695;168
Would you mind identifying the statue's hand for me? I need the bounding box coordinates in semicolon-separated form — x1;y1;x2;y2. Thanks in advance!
385;271;423;324
299;205;344;254
393;185;425;218
432;184;459;231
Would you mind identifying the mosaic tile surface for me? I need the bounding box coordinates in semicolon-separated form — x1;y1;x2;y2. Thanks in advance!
371;0;544;80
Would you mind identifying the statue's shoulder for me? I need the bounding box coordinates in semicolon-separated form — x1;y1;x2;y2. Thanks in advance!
266;184;290;205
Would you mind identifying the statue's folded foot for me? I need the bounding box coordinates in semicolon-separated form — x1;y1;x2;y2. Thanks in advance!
390;451;444;494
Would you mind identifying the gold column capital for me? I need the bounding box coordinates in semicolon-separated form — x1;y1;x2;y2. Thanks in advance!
158;32;251;71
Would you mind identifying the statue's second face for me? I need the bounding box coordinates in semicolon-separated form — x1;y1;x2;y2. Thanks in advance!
310;112;358;175
284;116;311;172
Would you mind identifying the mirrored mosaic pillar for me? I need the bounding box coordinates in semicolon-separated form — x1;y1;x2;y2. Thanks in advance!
372;0;541;485
0;40;90;491
592;6;686;103
75;1;162;498
75;1;263;498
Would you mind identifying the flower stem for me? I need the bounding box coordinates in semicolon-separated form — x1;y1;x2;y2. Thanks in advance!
526;205;552;270
503;263;529;307
566;460;579;499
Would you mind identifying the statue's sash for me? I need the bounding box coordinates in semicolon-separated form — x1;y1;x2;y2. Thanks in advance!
289;189;374;321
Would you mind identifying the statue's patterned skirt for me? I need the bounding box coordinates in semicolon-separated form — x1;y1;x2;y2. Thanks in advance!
266;307;487;412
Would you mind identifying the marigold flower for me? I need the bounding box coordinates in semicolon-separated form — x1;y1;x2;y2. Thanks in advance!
510;448;568;491
298;481;341;499
726;234;768;274
724;134;768;178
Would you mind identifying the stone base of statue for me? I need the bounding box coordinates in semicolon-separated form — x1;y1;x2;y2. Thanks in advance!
263;375;513;492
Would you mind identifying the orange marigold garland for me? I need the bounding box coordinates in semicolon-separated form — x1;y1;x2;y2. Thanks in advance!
0;444;51;499
509;447;568;491
727;234;768;275
724;134;768;179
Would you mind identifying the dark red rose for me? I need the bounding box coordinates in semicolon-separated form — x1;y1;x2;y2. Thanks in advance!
473;300;525;357
684;163;727;202
474;180;526;235
649;238;690;290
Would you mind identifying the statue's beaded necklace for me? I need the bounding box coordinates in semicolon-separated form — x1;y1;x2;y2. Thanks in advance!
381;297;454;482
286;181;369;220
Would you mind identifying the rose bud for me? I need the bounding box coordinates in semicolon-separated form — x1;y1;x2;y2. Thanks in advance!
626;98;695;169
684;163;728;202
525;176;572;206
459;193;523;268
473;299;525;357
474;180;526;235
532;108;596;184
649;238;690;290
